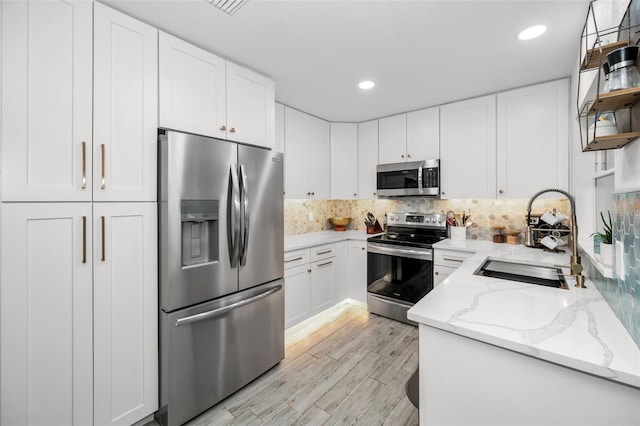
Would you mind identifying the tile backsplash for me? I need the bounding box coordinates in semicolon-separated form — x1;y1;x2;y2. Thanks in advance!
284;197;569;243
584;191;640;348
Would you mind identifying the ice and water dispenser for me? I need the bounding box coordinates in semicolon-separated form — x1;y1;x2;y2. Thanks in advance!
181;200;219;267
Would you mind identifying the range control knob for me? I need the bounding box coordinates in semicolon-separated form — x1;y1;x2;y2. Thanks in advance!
437;217;444;223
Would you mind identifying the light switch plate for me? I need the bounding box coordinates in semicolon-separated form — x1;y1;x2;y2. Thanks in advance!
615;240;625;281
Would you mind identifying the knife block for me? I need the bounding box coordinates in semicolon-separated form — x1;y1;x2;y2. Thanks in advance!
366;220;383;234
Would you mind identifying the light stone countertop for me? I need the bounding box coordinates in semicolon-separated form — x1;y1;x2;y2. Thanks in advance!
284;230;378;252
408;241;640;389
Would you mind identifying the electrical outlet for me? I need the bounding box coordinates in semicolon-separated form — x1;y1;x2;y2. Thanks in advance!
308;212;314;222
615;240;625;281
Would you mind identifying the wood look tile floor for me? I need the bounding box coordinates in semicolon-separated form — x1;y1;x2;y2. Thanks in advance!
172;302;419;426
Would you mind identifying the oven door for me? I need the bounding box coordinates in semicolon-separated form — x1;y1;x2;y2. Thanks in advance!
367;242;433;320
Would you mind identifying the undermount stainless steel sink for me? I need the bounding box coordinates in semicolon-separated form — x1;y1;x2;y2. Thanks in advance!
474;258;568;289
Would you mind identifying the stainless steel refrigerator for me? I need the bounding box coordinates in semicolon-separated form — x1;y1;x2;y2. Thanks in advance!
156;130;284;426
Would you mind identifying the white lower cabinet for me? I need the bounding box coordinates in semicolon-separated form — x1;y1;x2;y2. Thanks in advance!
348;241;368;303
284;263;312;329
0;202;158;426
1;203;94;426
284;243;340;328
93;203;158;426
433;247;475;287
310;255;337;314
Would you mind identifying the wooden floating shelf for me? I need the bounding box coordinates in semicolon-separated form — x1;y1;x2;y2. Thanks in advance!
588;86;640;114
580;40;628;71
582;131;640;151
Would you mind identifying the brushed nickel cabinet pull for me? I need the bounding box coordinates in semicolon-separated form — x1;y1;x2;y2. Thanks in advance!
317;261;333;267
101;216;106;262
316;250;332;255
100;144;106;190
81;142;87;189
443;257;464;263
285;256;304;263
229;127;236;133
220;125;226;131
82;216;87;264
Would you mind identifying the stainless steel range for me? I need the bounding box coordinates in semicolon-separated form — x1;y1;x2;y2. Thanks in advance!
367;212;447;325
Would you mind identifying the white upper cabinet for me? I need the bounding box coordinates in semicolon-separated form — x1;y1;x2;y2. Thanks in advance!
407;107;440;160
159;32;275;148
440;95;497;199
94;3;158;202
1;203;94;426
1;0;93;201
226;62;275;148
284;107;330;199
331;123;358;199
158;31;226;139
378;114;407;164
496;79;569;198
358;120;379;199
93;202;158;426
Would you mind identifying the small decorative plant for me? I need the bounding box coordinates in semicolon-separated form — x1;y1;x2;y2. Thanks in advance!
594;211;613;244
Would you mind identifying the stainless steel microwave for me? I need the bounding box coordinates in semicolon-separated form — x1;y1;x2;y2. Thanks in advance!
376;159;440;197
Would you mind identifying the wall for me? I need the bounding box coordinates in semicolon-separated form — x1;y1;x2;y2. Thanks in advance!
285;198;568;243
570;0;639;348
583;191;640;348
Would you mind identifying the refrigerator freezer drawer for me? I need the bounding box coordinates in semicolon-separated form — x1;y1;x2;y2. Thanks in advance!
157;280;284;426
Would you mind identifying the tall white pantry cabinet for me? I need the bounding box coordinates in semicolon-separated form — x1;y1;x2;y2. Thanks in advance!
1;2;158;426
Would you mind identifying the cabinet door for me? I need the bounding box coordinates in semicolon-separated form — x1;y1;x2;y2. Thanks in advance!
358;120;379;199
348;241;368;303
497;79;569;198
1;203;93;425
284;107;311;198
94;4;158;202
307;114;331;199
334;241;349;302
440;95;497;199
93;203;158;426
378;114;407;164
331;123;359;199
1;0;92;201
434;265;456;287
310;258;336;314
407;107;440;161
158;31;226;139
226;62;275;149
284;264;311;329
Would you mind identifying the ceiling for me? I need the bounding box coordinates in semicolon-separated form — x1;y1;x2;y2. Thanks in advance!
102;0;591;122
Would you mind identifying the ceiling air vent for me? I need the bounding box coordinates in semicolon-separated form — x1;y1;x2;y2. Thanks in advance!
205;0;250;15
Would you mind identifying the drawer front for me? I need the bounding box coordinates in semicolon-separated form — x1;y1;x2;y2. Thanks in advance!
434;249;474;268
284;249;310;270
310;243;336;262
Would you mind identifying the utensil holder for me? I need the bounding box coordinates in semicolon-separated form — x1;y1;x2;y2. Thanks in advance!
366;220;383;234
450;226;466;241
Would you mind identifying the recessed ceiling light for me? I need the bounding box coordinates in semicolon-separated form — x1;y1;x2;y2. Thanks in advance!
359;80;375;90
517;25;547;41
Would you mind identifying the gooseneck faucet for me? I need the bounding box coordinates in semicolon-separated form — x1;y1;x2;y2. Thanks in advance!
526;188;586;288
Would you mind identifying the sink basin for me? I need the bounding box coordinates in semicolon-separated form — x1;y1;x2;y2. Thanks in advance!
474;258;568;289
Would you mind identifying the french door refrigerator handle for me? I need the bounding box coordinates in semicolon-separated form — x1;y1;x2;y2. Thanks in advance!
239;164;249;266
175;285;282;326
229;163;241;268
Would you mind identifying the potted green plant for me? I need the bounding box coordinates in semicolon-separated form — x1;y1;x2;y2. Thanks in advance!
594;211;613;266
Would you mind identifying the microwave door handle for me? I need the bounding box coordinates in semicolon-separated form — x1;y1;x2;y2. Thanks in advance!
239;164;249;266
417;166;423;194
229;163;241;268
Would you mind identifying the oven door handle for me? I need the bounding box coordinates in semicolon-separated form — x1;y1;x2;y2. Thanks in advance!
367;243;432;261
